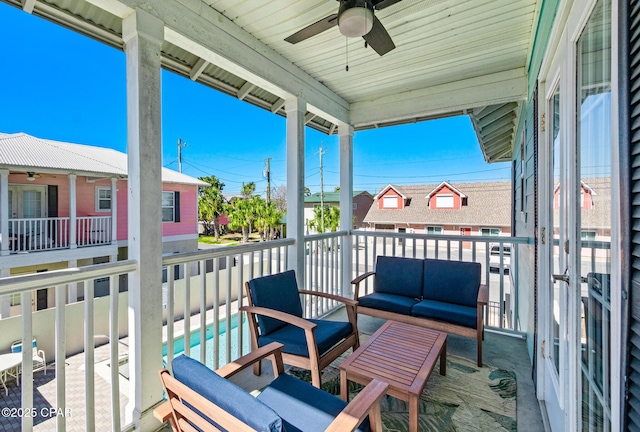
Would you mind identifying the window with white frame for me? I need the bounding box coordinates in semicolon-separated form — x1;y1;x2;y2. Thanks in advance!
435;194;454;208
581;230;597;241
426;226;443;235
382;196;398;208
353;202;357;210
480;228;501;236
162;191;175;222
95;187;111;212
10;293;20;306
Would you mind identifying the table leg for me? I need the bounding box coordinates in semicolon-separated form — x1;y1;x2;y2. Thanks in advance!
0;371;8;396
440;340;447;376
409;394;419;432
340;370;348;401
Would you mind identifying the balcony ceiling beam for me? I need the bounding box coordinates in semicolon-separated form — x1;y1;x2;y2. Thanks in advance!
349;69;527;128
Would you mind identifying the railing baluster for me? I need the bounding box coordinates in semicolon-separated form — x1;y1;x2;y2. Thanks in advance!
184;263;191;358
55;284;67;432
167;266;175;373
21;290;33;432
109;274;121;432
213;257;220;370
199;259;206;365
267;248;273;275
237;253;244;357
225;255;232;364
84;278;95;432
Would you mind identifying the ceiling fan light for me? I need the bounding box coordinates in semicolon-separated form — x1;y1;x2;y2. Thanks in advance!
338;7;374;38
26;173;36;181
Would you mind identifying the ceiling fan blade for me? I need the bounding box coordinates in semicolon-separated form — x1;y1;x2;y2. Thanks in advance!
372;0;403;10
363;15;395;56
285;14;339;44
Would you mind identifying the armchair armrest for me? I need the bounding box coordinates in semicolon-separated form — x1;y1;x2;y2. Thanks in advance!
240;306;318;331
298;290;358;308
477;284;489;306
350;272;376;300
216;342;285;379
325;379;389;432
153;399;173;424
351;272;375;286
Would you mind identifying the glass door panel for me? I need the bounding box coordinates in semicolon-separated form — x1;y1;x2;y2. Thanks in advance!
576;0;611;429
550;85;562;376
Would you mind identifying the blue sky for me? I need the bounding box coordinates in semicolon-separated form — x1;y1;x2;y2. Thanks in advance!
0;3;511;196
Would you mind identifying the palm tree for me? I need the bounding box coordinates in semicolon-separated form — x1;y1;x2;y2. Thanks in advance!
225;195;260;243
254;199;284;241
241;182;256;199
198;175;226;240
308;205;340;233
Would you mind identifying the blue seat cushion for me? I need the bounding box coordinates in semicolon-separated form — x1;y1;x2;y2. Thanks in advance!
411;299;478;329
258;319;353;357
249;270;304;335
422;259;481;307
358;292;420;315
374;256;424;299
172;355;282;432
258;374;370;432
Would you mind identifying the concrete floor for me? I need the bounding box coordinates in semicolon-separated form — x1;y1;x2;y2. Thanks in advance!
228;311;546;432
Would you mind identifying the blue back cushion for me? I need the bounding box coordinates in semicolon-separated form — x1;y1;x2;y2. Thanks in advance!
249;270;304;335
172;355;282;432
374;256;424;299
422;259;481;307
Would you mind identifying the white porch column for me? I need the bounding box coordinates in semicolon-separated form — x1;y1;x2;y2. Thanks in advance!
69;174;77;249
123;8;164;430
0;170;9;318
338;124;354;297
285;97;306;285
1;169;9;257
111;177;118;245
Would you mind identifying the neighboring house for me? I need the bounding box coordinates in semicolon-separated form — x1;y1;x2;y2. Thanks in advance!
364;181;512;237
304;191;373;233
0;132;208;317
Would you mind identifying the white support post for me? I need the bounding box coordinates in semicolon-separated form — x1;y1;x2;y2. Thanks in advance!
339;124;354;297
123;8;164;431
111;177;118;245
0;169;8;257
69;174;77;249
0;170;9;318
285;97;306;286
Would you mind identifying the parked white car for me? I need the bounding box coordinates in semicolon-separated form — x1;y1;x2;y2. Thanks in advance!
489;244;511;273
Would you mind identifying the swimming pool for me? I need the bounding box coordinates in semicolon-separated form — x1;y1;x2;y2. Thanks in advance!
163;314;251;369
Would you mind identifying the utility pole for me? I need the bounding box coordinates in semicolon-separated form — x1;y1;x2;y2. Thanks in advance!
177;138;187;173
315;144;328;232
264;158;271;203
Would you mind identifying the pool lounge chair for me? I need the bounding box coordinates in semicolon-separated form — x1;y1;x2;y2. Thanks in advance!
11;338;46;375
154;342;388;432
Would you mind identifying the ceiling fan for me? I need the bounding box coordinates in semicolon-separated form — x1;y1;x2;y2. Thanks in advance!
284;0;402;56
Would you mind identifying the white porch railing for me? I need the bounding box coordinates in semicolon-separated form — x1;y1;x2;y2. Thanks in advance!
8;217;70;251
77;216;112;247
5;216;112;252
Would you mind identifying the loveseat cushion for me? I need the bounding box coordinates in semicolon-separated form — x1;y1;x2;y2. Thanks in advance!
422;259;481;307
249;270;304;336
358;292;420;315
374;256;424;298
411;299;478;329
258;374;371;432
172;354;283;432
258;319;353;357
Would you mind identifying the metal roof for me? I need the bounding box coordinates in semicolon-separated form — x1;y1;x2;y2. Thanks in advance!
0;132;208;185
2;0;540;159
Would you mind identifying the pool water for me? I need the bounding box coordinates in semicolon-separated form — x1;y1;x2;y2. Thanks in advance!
163;314;251;369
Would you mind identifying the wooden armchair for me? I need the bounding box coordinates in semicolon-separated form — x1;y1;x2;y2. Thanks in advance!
241;270;359;388
154;342;388;432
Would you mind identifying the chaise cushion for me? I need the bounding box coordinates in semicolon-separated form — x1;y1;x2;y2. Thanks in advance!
249;270;304;336
411;299;478;329
258;319;353;357
358;292;420;315
258;374;370;432
172;354;283;432
374;256;424;298
422;259;481;307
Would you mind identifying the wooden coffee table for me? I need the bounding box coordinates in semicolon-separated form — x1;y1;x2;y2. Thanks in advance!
340;320;447;432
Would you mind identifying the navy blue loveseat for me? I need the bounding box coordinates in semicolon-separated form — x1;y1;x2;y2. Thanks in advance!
351;256;488;366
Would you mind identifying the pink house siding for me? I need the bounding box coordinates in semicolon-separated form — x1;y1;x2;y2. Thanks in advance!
378;188;404;209
7;175;199;242
429;185;462;209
